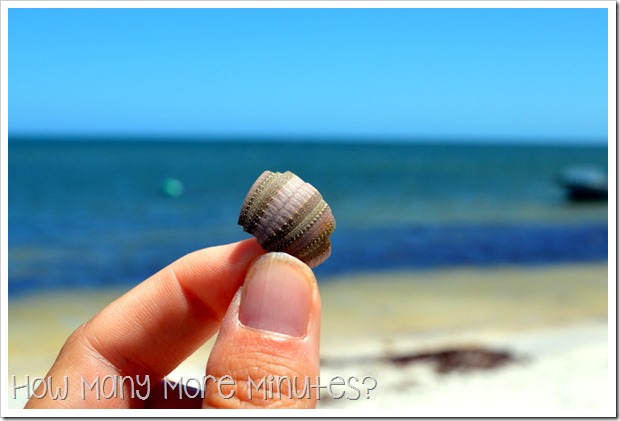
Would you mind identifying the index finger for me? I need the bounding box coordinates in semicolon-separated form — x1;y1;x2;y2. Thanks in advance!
26;238;264;408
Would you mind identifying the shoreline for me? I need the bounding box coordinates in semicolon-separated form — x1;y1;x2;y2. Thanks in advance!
7;262;609;411
319;262;607;354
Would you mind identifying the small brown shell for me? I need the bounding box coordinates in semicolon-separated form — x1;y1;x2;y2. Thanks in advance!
238;170;336;268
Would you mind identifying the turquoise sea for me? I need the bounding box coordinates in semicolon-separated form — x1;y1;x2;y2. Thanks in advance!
8;139;608;297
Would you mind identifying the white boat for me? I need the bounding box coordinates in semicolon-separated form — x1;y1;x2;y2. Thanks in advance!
558;167;608;201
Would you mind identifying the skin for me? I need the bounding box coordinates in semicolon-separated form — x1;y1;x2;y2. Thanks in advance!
25;239;321;409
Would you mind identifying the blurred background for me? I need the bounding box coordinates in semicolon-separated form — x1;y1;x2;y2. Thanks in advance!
6;5;611;412
8;140;608;294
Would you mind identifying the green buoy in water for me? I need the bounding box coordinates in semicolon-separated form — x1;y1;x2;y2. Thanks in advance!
162;178;184;198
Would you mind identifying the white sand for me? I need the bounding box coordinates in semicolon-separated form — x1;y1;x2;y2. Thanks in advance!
317;322;609;414
313;263;611;414
6;263;612;414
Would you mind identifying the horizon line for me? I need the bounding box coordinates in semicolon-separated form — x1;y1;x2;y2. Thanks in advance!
7;132;609;147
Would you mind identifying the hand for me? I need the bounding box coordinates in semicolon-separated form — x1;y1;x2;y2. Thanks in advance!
25;239;321;409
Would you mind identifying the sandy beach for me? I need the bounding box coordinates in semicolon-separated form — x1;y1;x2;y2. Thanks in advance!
7;262;611;414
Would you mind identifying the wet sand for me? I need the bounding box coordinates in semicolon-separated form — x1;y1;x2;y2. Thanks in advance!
7;262;610;413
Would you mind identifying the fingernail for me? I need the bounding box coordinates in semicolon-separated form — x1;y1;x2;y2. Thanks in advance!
239;252;314;337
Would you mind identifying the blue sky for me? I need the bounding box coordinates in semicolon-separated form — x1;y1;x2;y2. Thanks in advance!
8;7;609;143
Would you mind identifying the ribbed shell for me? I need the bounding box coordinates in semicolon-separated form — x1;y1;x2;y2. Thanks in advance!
238;170;336;268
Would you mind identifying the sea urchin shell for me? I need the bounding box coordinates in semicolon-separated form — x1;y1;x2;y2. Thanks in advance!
238;170;336;268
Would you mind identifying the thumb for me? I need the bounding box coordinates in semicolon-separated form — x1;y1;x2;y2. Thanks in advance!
203;252;321;409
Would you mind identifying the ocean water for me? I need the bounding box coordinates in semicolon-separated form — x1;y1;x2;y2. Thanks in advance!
8;139;608;297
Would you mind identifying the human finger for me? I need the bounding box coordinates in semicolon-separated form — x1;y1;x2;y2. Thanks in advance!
25;238;264;408
203;252;321;409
